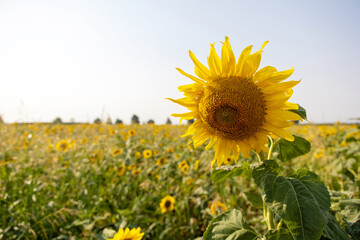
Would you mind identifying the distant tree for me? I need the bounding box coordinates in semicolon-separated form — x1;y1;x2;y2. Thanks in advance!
106;117;112;125
166;118;172;125
131;115;140;124
53;117;63;124
147;119;155;124
0;115;4;124
188;119;195;124
115;119;123;124
94;118;102;124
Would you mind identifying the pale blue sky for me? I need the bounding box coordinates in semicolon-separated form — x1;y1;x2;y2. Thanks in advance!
0;0;359;123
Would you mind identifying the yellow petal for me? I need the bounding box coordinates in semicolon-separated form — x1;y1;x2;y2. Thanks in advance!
241;41;268;79
235;45;252;76
189;51;212;80
176;68;207;85
253;66;277;83
166;98;197;108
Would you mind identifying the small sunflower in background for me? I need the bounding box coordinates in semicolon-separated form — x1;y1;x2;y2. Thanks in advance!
55;139;70;152
168;36;301;167
210;200;228;215
178;160;187;169
181;163;189;173
160;195;176;213
117;165;126;176
112;147;123;156
224;156;233;165
107;227;144;240
127;129;136;137
143;149;152;159
156;157;167;167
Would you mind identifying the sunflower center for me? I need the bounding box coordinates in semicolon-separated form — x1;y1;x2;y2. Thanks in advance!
199;77;266;140
165;200;172;208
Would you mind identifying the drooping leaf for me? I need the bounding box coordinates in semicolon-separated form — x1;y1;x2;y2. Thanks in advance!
339;199;360;239
322;213;350;240
264;229;294;240
211;161;251;183
253;165;331;240
288;104;307;121
244;192;263;209
275;135;311;162
203;209;259;240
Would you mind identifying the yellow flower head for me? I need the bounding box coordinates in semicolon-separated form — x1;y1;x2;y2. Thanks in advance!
128;129;136;137
112;148;123;156
160;195;176;213
194;159;200;171
178;160;188;169
224;156;233;165
107;227;144;240
181;163;189;173
117;164;126;176
168;37;301;167
56;139;70;152
156;157;167;167
210;200;228;215
143;149;152;159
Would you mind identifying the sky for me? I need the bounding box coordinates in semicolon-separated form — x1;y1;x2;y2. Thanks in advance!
0;0;359;124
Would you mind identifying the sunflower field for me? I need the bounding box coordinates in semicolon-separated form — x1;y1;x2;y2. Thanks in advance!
0;122;359;239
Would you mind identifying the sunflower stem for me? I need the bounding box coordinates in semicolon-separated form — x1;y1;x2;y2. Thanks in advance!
267;137;275;160
255;151;262;163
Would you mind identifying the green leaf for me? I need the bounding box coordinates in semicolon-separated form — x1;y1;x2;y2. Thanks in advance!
275;135;311;162
211;161;251;183
339;199;360;239
244;192;263;209
253;165;331;240
288;104;307;121
264;229;294;240
322;213;350;240
203;209;259;240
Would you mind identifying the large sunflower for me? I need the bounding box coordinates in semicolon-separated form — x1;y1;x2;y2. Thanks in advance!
167;37;301;167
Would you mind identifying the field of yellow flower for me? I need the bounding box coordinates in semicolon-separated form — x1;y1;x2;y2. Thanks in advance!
0;122;359;239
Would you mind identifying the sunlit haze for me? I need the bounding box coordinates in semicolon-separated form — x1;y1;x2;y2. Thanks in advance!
1;0;359;124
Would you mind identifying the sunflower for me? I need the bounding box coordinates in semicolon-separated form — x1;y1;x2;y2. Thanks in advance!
181;163;189;173
160;195;176;213
55;139;70;152
112;147;123;156
117;164;126;176
107;227;144;240
143;149;152;159
167;37;301;167
210;200;228;215
156;157;167;167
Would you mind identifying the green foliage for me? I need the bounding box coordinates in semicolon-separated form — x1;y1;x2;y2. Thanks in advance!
253;164;331;240
264;229;294;240
340;199;360;239
322;213;351;240
203;209;258;240
275;135;311;162
289;104;307;121
211;161;251;183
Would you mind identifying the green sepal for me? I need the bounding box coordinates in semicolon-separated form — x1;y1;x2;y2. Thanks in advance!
289;104;307;121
